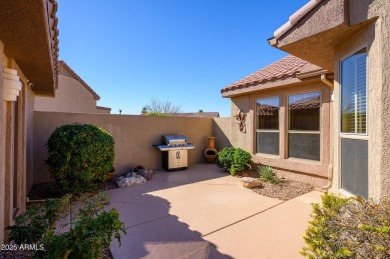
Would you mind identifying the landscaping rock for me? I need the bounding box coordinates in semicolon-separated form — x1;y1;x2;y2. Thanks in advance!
239;177;262;188
116;172;146;188
137;169;154;181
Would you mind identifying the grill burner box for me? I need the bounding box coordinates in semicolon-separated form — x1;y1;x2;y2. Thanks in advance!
154;135;196;171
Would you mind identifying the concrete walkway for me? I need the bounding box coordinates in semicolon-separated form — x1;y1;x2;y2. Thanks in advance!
106;164;322;259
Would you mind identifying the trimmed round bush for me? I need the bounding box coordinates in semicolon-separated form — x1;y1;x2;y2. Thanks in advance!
46;123;115;194
216;147;251;175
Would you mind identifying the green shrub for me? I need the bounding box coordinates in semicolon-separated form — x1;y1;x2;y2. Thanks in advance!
46;123;115;194
216;147;251;175
301;192;390;258
258;165;280;184
8;194;126;258
216;147;235;170
7;195;71;244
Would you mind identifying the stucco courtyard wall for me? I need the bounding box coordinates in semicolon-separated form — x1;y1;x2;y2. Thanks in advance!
33;112;214;184
212;117;231;151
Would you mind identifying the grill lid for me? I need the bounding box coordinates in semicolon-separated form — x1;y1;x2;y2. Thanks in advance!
162;135;188;145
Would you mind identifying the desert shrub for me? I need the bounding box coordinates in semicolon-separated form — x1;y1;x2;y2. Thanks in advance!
258;165;280;184
8;194;126;258
301;192;390;259
216;147;251;175
46;123;115;194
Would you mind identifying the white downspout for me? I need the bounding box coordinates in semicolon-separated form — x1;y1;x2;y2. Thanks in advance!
321;74;334;190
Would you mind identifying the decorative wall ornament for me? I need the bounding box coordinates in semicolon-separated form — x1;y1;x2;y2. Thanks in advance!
3;68;22;101
234;109;246;133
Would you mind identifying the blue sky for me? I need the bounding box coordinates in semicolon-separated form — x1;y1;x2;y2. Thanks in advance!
57;0;308;116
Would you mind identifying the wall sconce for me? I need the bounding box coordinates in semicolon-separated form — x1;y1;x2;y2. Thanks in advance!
3;68;22;101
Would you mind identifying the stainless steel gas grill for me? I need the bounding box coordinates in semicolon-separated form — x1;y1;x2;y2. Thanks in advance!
154;135;196;171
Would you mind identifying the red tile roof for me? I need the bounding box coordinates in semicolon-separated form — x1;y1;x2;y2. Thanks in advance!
222;55;310;93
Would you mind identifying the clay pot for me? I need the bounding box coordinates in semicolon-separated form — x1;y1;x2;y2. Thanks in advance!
204;137;218;163
106;167;115;181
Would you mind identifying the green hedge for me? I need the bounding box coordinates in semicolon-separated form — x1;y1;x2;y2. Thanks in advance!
46;123;115;194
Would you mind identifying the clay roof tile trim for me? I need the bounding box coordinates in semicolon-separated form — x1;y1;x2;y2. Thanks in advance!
222;55;310;93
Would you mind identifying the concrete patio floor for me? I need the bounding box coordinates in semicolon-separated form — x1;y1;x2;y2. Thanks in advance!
105;164;322;259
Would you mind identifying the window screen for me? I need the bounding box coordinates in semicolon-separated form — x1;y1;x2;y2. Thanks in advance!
341;48;367;134
341;138;368;198
256;97;279;155
288;92;321;161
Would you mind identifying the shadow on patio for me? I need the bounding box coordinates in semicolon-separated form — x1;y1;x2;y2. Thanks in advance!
104;163;284;258
106;164;235;258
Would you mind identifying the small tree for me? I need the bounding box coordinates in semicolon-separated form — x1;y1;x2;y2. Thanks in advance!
144;97;182;114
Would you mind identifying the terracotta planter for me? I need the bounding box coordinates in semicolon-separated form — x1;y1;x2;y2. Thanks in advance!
106;167;115;181
204;137;218;163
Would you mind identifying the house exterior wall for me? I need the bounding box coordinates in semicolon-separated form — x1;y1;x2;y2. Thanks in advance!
278;0;347;47
331;2;390;199
0;41;6;245
230;95;253;152
0;41;37;244
228;80;331;187
34;74;101;114
272;0;389;199
33;112;213;184
26;85;35;192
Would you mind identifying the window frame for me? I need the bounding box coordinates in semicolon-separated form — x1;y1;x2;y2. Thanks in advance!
255;95;280;155
287;90;322;161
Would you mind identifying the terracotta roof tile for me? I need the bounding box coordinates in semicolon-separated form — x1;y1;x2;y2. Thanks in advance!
222;55;310;93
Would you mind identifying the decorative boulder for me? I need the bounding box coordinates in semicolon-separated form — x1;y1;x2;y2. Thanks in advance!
137;169;154;181
239;177;262;188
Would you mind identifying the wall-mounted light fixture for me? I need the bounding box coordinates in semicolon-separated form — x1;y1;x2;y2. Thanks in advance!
3;68;22;101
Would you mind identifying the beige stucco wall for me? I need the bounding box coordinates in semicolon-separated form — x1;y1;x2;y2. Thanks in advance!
95;107;111;114
34;74;99;113
230;95;253;151
212;117;231;151
0;41;37;244
331;1;390;199
228;80;331;187
25;85;35;192
33;112;213;184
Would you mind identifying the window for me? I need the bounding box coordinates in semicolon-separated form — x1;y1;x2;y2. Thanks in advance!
256;97;279;155
341;48;367;134
340;48;368;198
288;92;321;161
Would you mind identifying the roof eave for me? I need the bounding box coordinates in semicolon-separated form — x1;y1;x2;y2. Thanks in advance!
0;0;59;96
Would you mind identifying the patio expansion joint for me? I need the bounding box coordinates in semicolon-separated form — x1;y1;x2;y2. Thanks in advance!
200;200;285;238
123;215;171;230
110;200;170;212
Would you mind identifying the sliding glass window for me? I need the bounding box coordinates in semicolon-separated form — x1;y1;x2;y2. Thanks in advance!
256;97;279;155
288;92;321;160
